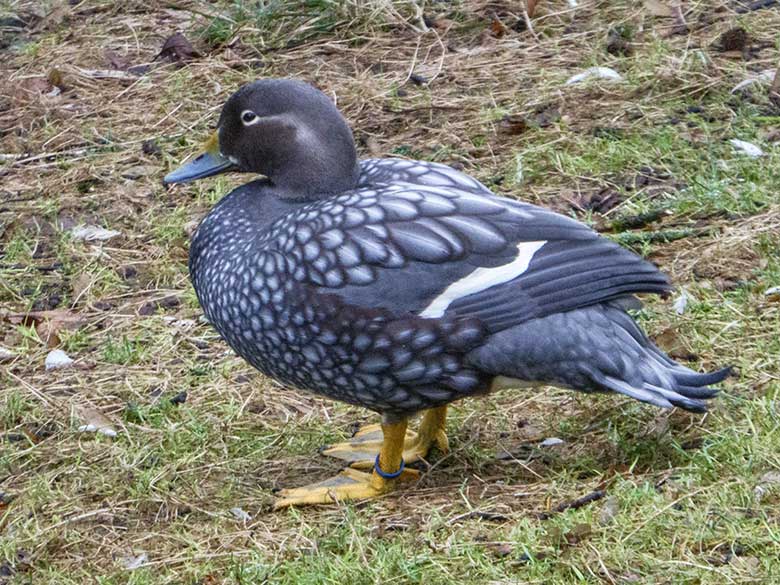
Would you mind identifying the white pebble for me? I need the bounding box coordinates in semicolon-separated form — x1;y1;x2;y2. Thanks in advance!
514;154;524;184
539;437;564;447
77;424;117;438
730;69;775;94
230;507;252;522
121;552;148;570
70;225;121;241
45;349;74;370
673;290;690;315
565;67;623;86
729;139;764;158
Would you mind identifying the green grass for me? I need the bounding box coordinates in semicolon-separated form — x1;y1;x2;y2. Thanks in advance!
2;1;780;584
195;0;434;49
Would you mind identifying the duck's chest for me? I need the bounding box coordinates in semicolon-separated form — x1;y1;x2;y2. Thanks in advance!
189;194;360;392
191;203;288;346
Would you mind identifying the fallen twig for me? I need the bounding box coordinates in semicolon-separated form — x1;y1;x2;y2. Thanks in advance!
609;209;671;231
736;0;779;13
0;148;91;165
448;510;511;524
612;227;716;246
536;489;605;519
771;62;780;95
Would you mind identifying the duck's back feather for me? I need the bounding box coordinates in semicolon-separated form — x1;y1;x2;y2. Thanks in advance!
257;168;669;332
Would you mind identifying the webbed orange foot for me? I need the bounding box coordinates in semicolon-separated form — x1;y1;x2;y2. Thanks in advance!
322;406;449;469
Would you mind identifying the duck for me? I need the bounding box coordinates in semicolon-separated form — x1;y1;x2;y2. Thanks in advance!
164;78;729;507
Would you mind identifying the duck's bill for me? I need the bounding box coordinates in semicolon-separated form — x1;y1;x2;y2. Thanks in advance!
163;151;237;185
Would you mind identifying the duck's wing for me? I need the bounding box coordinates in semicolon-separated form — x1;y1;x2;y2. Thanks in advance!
269;183;670;332
359;158;493;196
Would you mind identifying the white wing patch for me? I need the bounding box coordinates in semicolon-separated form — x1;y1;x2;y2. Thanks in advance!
419;240;546;318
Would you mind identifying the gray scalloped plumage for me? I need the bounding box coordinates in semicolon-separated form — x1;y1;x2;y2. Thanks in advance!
179;79;728;417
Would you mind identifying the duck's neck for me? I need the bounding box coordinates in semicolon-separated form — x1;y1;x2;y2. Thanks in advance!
192;180;299;256
268;154;361;202
225;180;304;230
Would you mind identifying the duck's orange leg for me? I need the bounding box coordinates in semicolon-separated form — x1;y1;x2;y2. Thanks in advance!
274;416;418;508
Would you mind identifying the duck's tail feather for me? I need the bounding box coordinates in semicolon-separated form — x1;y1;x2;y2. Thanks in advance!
591;366;729;413
467;300;730;413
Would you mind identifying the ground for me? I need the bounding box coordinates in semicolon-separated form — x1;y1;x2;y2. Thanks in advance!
1;1;779;583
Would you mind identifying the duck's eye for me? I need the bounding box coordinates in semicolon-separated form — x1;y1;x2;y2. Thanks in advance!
241;110;258;125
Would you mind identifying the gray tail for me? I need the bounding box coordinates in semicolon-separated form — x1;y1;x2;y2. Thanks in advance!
580;305;729;412
587;359;730;413
468;301;730;413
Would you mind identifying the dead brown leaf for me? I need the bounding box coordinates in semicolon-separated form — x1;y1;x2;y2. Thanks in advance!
645;0;673;17
34;1;70;32
490;17;508;38
157;32;200;64
654;327;698;361
76;406;117;437
19;77;55;95
47;68;66;91
498;114;528;136
759;126;780;143
715;27;749;53
104;49;129;70
488;543;514;558
430;16;455;31
70;273;92;305
568;187;623;214
2;309;87;348
730;556;761;574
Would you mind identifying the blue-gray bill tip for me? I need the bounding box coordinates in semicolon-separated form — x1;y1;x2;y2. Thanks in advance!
163;151;237;185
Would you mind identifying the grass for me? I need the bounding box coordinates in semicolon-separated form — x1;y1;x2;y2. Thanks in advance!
2;0;780;583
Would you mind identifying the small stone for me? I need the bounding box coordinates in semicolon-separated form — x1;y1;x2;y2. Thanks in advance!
729;139;764;158
673;290;690;315
158;296;181;309
170;391;187;405
565;67;623;85
70;225;120;242
230;507;251;522
716;27;748;52
599;496;620;525
121;164;158;180
141;140;161;157
121;552;148;570
77;424;117;438
539;437;564;448
45;349;73;370
117;265;137;279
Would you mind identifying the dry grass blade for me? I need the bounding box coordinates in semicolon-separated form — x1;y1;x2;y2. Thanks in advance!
1;0;778;583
